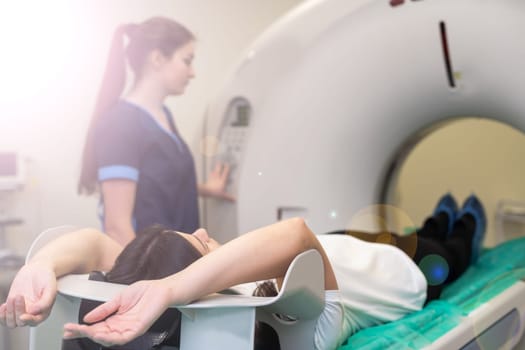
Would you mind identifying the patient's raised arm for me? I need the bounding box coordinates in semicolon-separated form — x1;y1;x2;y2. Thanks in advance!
0;228;122;329
63;218;337;346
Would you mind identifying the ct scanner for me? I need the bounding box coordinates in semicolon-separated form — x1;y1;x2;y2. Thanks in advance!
203;0;525;241
201;0;525;348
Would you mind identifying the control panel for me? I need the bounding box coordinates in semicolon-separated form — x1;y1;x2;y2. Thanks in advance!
214;97;252;192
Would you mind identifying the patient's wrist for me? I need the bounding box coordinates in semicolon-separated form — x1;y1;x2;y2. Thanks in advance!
28;257;60;277
162;275;193;306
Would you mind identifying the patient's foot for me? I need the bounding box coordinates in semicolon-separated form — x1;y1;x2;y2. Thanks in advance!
456;194;486;264
432;193;458;236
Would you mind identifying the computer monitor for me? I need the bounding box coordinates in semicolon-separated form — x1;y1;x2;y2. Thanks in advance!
0;152;25;191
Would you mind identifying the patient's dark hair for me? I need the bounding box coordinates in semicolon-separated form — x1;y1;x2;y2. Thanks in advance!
106;224;202;284
253;281;282;350
62;225;202;350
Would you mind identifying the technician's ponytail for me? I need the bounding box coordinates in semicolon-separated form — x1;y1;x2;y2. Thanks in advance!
78;24;130;195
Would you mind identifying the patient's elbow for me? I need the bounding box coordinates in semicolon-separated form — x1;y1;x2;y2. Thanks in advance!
287;217;316;251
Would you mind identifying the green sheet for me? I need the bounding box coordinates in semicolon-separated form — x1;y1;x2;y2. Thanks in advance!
338;237;525;350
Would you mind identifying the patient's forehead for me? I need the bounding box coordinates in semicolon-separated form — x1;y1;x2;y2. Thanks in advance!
165;229;207;256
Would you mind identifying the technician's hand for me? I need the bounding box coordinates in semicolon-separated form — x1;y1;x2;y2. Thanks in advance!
200;163;236;201
63;279;172;347
0;263;57;328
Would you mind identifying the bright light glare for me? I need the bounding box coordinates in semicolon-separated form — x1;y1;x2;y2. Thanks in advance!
0;1;76;106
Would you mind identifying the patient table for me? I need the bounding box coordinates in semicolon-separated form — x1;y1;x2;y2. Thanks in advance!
343;237;525;349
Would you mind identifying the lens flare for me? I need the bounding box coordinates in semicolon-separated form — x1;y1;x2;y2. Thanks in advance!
418;254;449;286
346;204;418;257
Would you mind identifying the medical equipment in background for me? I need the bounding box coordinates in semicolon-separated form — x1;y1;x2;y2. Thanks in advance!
0;151;26;254
0;152;25;245
0;152;25;192
202;0;525;348
0;151;27;350
496;199;525;243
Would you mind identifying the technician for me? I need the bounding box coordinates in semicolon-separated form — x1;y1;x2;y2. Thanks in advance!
78;17;232;246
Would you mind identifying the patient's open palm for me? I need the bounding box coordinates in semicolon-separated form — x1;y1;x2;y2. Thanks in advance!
63;280;171;347
0;264;57;328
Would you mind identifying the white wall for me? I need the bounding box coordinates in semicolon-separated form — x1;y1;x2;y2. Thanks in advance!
0;0;303;255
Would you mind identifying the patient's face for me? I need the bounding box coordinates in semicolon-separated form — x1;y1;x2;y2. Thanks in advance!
177;228;221;256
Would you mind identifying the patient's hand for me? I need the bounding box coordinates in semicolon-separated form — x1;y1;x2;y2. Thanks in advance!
63;279;172;347
0;263;57;328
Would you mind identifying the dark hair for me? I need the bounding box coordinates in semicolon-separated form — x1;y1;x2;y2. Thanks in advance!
106;224;202;284
78;17;195;195
63;225;202;350
253;281;282;350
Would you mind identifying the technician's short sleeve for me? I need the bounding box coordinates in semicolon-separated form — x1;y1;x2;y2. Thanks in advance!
94;107;144;182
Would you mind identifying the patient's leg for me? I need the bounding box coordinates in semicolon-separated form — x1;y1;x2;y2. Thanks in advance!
334;212;473;302
404;214;475;301
331;211;449;252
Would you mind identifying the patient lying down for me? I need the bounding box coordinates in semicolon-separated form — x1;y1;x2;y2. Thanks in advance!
0;194;485;350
